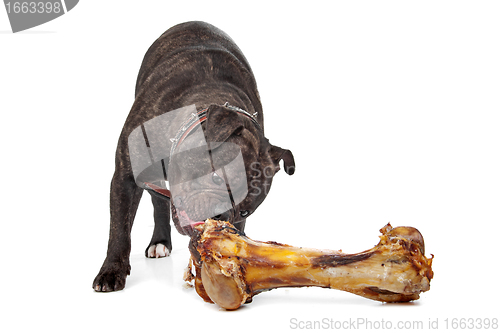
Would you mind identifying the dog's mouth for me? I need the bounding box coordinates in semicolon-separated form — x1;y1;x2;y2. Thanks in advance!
179;210;205;228
171;205;205;236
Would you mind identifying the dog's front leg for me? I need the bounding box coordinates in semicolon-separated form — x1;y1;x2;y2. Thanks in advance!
93;170;143;292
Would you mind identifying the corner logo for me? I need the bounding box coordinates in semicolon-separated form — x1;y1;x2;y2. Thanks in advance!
3;0;78;33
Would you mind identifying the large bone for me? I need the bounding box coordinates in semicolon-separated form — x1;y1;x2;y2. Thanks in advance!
186;219;434;310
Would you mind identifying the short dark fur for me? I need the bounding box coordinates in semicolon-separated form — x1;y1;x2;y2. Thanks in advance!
93;22;295;291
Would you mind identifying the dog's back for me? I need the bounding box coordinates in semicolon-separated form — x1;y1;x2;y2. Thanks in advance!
120;21;262;137
135;22;255;98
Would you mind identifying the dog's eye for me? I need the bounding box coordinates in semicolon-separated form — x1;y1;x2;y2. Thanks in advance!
240;210;250;218
212;172;224;185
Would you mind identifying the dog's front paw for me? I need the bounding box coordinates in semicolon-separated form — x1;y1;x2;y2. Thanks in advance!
93;263;130;292
146;243;170;258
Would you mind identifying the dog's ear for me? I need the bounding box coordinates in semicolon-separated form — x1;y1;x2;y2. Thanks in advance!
205;105;244;144
269;145;295;175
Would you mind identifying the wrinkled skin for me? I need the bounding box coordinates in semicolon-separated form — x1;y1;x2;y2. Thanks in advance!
93;21;295;292
168;104;294;236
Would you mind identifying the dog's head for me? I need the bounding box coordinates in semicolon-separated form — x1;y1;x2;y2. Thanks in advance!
165;105;295;235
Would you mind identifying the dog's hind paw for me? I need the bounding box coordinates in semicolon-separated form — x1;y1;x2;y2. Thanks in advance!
147;243;171;258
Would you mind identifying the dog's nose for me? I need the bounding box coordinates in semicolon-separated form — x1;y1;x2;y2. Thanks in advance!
173;196;183;209
212;212;229;221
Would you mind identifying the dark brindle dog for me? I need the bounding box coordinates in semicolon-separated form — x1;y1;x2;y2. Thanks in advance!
93;21;295;292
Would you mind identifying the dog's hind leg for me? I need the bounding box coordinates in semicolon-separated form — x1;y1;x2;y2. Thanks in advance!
145;194;172;258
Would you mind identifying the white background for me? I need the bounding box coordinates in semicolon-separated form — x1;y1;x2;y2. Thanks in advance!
1;1;499;332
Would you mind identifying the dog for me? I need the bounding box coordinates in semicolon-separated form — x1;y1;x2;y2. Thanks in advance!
93;21;295;292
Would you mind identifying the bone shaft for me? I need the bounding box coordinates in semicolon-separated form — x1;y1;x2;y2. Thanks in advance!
240;245;380;294
215;236;383;292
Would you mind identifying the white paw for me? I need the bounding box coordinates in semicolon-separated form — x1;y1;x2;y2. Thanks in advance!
147;244;170;258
